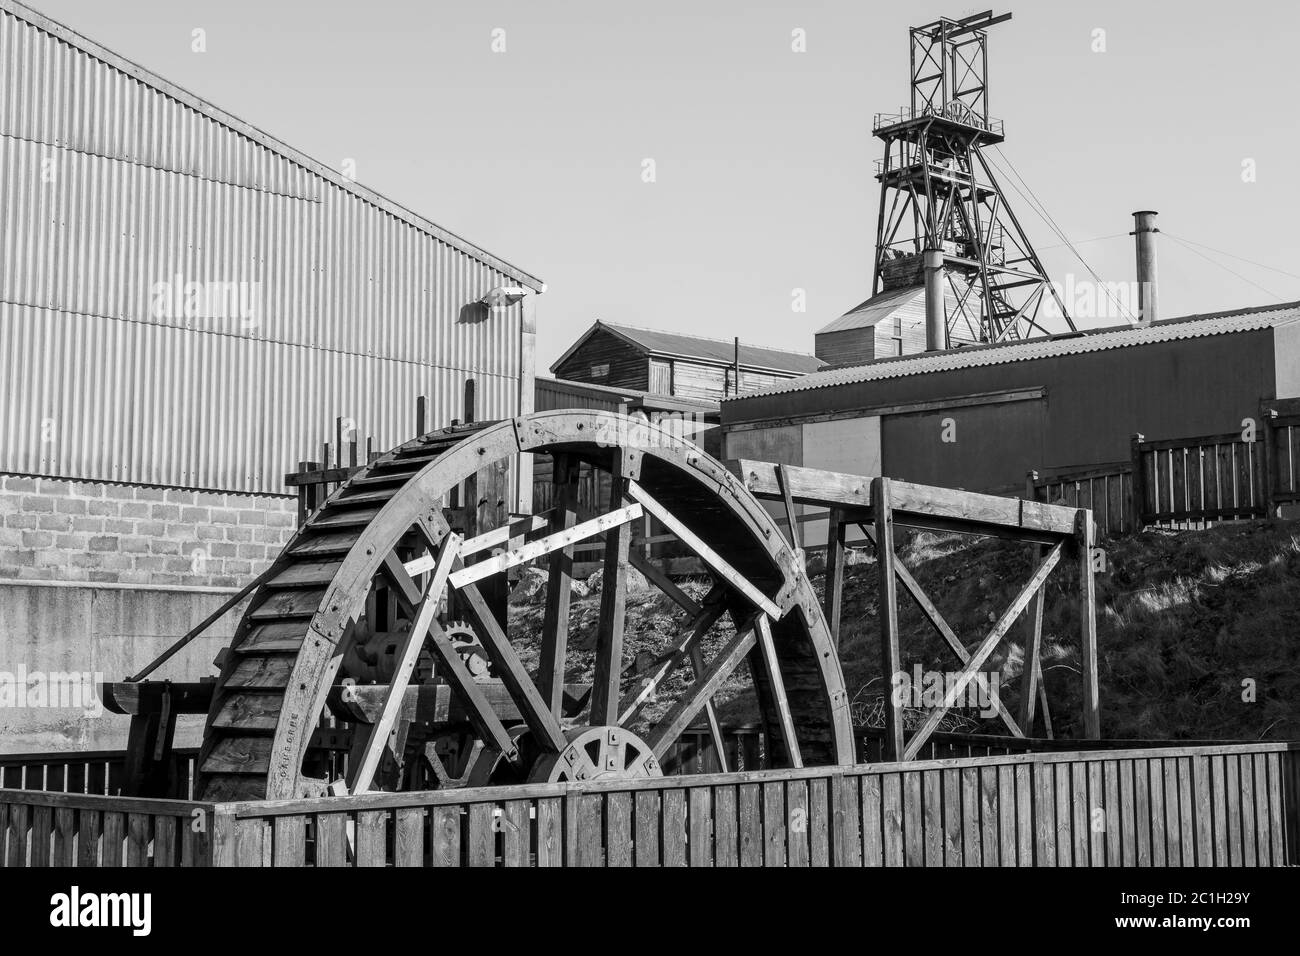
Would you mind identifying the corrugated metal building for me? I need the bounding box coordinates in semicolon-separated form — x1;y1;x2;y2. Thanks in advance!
0;0;544;751
723;304;1300;496
552;320;824;402
0;0;543;495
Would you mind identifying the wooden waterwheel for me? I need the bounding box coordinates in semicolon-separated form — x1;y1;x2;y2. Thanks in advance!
195;410;854;801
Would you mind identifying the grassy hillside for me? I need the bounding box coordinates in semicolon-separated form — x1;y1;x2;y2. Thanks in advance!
507;520;1300;743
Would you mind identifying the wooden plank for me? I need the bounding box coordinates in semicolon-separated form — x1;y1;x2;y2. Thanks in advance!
1178;757;1196;867
634;790;660;868
1077;510;1100;738
233;818;264;868
689;787;713;867
466;803;496;867
978;766;998;866
786;780;810;867
1119;760;1137;866
315;813;348;867
1239;754;1257;867
272;814;307;867
50;806;75;867
1134;758;1151;866
449;504;642;590
998;765;1016;866
76;808;100;867
29;804;52;867
859;774;881;867
663;789;688;867
101;811;123;867
903;771;924;867
502;802;534;870
714;785;739;867
429;805;461;867
1266;752;1285;867
626;480;781;619
882;774;904;867
1148;760;1167;867
604;793;632;868
1086;761;1104;866
125;812;150;868
355;810;387;867
1211;754;1229;865
943;769;963;867
1054;763;1072;866
922;770;943;867
762;781;787;867
738;784;763;867
1033;763;1055;867
808;778;830;867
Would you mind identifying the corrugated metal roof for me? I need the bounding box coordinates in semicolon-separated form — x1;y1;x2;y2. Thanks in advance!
818;286;929;334
727;302;1300;400
555;321;825;374
535;376;719;414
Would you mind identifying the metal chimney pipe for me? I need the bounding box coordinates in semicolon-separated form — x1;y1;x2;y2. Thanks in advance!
923;248;946;350
1132;210;1159;324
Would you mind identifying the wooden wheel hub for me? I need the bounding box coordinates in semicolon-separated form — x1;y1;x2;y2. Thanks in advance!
528;727;660;783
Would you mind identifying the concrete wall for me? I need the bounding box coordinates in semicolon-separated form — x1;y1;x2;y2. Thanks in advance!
0;474;295;753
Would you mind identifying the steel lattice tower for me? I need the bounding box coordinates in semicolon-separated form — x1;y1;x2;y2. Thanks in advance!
872;11;1074;346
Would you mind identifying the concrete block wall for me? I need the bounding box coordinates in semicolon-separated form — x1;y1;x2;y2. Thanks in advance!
0;475;297;588
0;475;298;753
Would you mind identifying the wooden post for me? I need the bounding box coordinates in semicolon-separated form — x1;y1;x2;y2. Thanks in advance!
871;477;904;761
824;508;846;649
1020;472;1046;735
1261;405;1279;519
591;453;635;726
1129;433;1145;533
539;454;579;716
1077;508;1100;739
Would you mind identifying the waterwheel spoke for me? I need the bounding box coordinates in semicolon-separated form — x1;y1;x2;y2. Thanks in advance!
591;455;635;726
645;616;760;760
753;615;803;769
456;577;569;753
539;453;580;716
617;585;727;725
348;535;461;794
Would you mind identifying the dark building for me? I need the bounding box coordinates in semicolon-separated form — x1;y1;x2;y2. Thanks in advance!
723;303;1300;497
552;321;824;403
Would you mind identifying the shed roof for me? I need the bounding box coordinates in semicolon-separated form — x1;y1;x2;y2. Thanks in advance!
552;321;825;375
818;286;929;334
727;302;1300;400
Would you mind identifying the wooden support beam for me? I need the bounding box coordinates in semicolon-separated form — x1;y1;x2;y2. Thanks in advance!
447;503;642;591
1078;509;1101;739
775;464;803;552
591;457;635;726
861;524;1024;738
872;477;904;761
348;537;460;794
689;644;730;773
626;480;781;619
903;540;1064;761
422;617;520;763
539;454;579;717
823;508;847;649
754;615;802;768
629;549;701;617
618;592;726;725
646;622;759;759
404;514;550;575
458;579;569;753
1020;544;1047;736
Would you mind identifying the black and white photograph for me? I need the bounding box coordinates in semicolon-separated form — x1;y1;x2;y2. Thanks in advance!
0;0;1294;932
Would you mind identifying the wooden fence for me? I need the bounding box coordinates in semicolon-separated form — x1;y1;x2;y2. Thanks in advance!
3;741;1294;867
1032;415;1300;536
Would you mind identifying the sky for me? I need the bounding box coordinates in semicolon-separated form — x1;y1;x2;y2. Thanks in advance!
24;0;1300;367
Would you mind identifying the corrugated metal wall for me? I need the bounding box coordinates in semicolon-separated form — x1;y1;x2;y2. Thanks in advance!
0;2;540;494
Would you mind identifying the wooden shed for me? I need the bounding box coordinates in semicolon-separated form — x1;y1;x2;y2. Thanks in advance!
551;321;824;402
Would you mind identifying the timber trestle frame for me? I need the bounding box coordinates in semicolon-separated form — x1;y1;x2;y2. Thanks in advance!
729;461;1100;762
